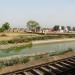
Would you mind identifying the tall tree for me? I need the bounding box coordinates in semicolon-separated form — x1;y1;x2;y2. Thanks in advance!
67;26;71;31
2;22;10;31
61;26;65;30
27;20;40;32
53;25;59;31
72;27;75;31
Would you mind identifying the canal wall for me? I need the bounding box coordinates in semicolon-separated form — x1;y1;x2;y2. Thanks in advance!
32;38;75;45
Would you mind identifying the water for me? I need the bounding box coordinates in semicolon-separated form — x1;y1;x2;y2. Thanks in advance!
0;41;75;57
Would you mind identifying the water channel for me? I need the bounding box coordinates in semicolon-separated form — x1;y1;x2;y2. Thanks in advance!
0;41;75;57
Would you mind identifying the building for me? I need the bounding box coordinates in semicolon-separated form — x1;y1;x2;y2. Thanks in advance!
5;28;26;33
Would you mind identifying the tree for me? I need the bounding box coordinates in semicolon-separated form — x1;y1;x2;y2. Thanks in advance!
61;26;65;30
67;26;71;31
72;27;75;31
53;25;59;31
2;22;10;31
0;28;4;32
27;20;40;32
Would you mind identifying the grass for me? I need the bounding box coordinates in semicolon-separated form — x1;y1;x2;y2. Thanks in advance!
7;43;32;50
0;32;74;69
0;42;32;51
0;32;75;45
0;37;32;45
49;48;73;56
0;48;73;69
0;56;30;69
0;32;38;41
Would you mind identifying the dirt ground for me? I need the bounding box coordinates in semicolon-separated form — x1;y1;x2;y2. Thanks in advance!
0;32;38;41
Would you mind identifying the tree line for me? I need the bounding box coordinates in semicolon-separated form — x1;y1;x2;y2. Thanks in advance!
0;20;41;32
0;20;75;32
53;25;75;31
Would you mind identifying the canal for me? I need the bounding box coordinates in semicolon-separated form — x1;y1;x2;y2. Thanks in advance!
0;40;75;57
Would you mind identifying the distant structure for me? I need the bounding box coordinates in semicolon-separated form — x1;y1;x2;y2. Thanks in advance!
57;26;72;33
5;28;26;33
59;26;64;33
5;26;75;34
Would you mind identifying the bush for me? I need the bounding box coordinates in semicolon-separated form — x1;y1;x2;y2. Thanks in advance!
29;35;62;41
0;56;30;68
67;48;73;51
49;48;73;56
12;37;31;43
8;40;15;44
0;41;8;45
0;36;32;45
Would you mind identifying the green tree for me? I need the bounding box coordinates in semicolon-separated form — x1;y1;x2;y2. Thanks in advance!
0;28;4;32
27;20;40;32
2;22;10;31
61;26;65;30
67;26;71;31
53;25;59;31
72;27;75;31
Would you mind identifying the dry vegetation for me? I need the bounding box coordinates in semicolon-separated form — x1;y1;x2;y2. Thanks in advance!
0;32;38;41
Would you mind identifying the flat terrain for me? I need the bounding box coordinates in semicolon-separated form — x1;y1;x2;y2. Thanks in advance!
0;32;75;73
0;32;38;41
0;32;75;50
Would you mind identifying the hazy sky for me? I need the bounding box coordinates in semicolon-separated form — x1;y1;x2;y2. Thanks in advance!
0;0;75;28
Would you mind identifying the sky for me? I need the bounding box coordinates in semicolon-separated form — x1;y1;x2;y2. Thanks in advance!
0;0;75;28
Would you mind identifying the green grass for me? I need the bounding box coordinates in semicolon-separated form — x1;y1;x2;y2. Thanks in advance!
49;48;73;56
0;36;32;45
0;56;30;69
2;42;32;51
0;48;73;69
0;34;75;45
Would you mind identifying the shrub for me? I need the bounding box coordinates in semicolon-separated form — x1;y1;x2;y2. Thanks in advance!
8;40;15;44
67;48;73;51
12;37;32;43
0;41;8;45
0;56;30;68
